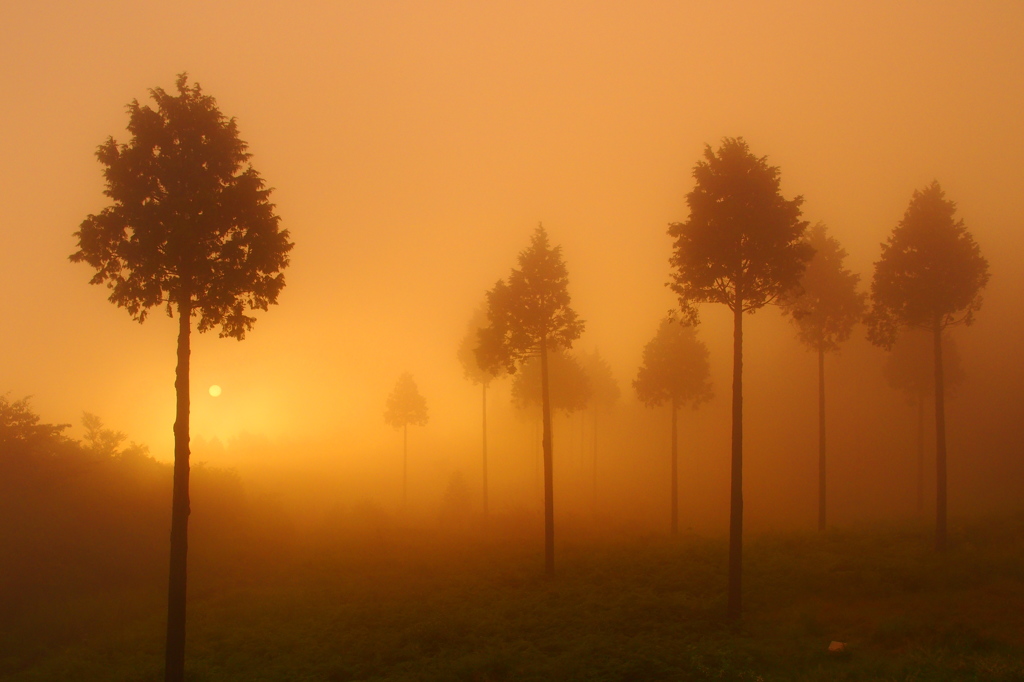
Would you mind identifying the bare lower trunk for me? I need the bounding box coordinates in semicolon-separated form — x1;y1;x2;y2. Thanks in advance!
671;398;679;535
403;424;408;510
728;301;743;620
482;383;488;518
934;323;947;552
541;339;555;576
916;390;925;515
165;301;191;682
818;347;826;532
592;407;598;514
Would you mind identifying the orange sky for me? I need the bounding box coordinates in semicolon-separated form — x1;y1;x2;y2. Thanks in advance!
2;0;1022;467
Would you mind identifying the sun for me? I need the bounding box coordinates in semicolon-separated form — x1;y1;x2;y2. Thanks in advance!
209;385;222;397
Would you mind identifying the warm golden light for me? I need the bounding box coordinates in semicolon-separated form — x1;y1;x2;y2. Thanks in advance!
209;385;222;398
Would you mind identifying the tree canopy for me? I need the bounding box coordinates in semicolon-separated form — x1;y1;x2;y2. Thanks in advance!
511;350;592;414
70;73;293;338
458;304;503;386
668;137;813;321
633;318;713;409
883;329;964;400
579;349;620;412
384;372;429;430
867;181;989;348
780;222;866;353
479;224;584;372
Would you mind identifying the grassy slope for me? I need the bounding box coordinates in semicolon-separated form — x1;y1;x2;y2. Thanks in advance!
4;515;1024;682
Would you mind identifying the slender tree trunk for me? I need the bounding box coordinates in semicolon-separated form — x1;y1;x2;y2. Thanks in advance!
818;346;827;532
592;407;598;515
671;397;679;535
165;301;191;682
403;423;408;510
482;383;488;518
934;323;947;552
727;300;743;620
540;339;555;576
916;390;925;516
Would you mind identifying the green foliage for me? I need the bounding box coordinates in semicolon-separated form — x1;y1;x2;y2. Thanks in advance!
479;224;584;372
668;137;813;321
384;372;429;429
780;223;867;354
633;318;713;409
510;350;591;414
70;73;293;338
867;181;989;348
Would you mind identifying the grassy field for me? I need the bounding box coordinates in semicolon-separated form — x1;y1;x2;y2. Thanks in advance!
3;513;1023;681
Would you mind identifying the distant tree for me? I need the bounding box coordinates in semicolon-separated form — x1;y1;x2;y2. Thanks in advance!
511;350;591;415
0;396;69;449
668;137;811;618
634;318;713;534
867;181;988;551
779;223;867;532
480;224;584;576
579;349;620;503
69;74;292;681
82;412;127;458
457;304;503;517
882;330;964;515
384;372;429;508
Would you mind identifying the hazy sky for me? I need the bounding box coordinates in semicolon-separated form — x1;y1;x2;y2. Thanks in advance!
2;1;1022;462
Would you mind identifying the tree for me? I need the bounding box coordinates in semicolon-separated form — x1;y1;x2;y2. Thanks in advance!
0;395;69;449
882;329;964;515
779;223;866;532
510;350;591;415
384;372;429;508
867;181;988;551
457;305;503;517
69;74;292;682
579;349;620;504
668;137;811;619
634;318;713;534
480;224;584;575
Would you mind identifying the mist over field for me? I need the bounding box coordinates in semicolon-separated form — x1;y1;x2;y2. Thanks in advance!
2;2;1023;680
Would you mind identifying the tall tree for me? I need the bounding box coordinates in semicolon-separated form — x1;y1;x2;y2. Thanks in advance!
779;223;867;532
457;305;503;517
579;349;620;504
69;74;292;682
384;372;429;508
882;329;964;515
634;318;713;534
668;137;811;619
480;224;584;576
867;182;988;551
510;350;591;415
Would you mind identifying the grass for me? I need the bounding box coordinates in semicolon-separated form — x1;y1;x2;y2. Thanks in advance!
3;514;1024;681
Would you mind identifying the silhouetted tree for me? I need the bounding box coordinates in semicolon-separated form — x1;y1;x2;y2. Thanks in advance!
480;224;584;575
457;305;503;517
779;223;866;532
867;181;988;551
579;349;620;503
69;74;292;682
883;330;964;515
0;395;69;448
511;350;591;415
634;318;713;534
668;137;811;618
82;412;127;458
384;372;429;508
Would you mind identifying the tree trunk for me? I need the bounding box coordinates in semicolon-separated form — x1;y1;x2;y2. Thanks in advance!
916;389;925;516
165;301;191;682
818;346;826;532
728;300;744;620
592;407;598;516
671;398;679;535
403;423;408;510
934;323;947;552
540;339;555;576
482;383;488;518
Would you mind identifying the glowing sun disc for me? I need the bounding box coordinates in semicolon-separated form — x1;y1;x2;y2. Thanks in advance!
209;385;222;397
